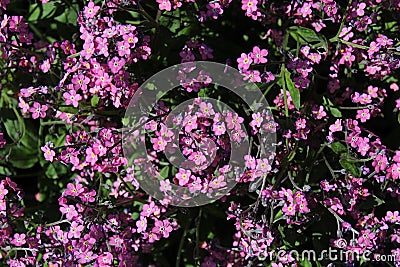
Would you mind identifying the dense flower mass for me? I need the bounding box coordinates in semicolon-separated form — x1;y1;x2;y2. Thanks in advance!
0;0;400;266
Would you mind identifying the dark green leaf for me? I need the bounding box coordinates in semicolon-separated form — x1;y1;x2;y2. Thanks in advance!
288;26;327;51
283;69;300;109
330;142;347;154
28;3;57;21
339;159;361;177
288;26;321;43
2;143;38;169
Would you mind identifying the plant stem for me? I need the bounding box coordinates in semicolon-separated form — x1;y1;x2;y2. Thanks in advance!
176;217;192;267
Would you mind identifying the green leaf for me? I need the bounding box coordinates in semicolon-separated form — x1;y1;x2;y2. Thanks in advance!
289;26;321;43
398;113;400;124
283;69;300;109
322;97;342;117
28;2;58;22
2;143;39;169
273;209;283;221
91;95;100;107
329;107;342;118
301;258;313;267
45;162;67;179
54;4;79;26
20;120;39;150
330;142;347;154
339;159;361;177
159;166;169;178
1;108;25;143
288;26;328;51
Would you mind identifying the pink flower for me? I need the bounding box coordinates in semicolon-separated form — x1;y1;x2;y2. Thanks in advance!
92;141;107;156
68;221;84;239
188;151;207;166
199;102;215;116
300;2;312;17
159;179;172;192
83;2;100;19
72;74;90;90
108;57;125;74
212;122;226;136
356;2;366;16
157;0;172;11
385;211;400;223
390;83;399;92
11;233;26;246
123;33;138;46
225;112;243;130
78;251;97;264
358;229;376;248
136;217;147;233
237;53;253;70
180;48;195;62
152;219;173;238
357;137;370;156
295;118;307;130
175;169;192;186
29;102;48;119
152;137;167;151
244;155;256;169
250;46;268;64
282;203;296;216
394;151;400;163
356;109;371;123
65;183;84;197
250;112;263;128
243;70;261;82
97;252;113;266
199;43;213;60
60;205;78;220
117;41;131;57
141;201;160;217
312;106;327;119
256;158;272;174
41;144;55;162
209;175;227;189
144;232;160;243
63;90;82;108
367;85;378;98
389;163;400;179
40;59;51;73
329;119;342;133
80;189;96;203
368;41;380;57
183;115;198;132
0;183;8;199
241;0;258;12
18;98;30;113
85;147;98;165
372;154;388;172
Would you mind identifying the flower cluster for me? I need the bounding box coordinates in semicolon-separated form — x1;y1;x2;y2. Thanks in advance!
0;0;400;266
